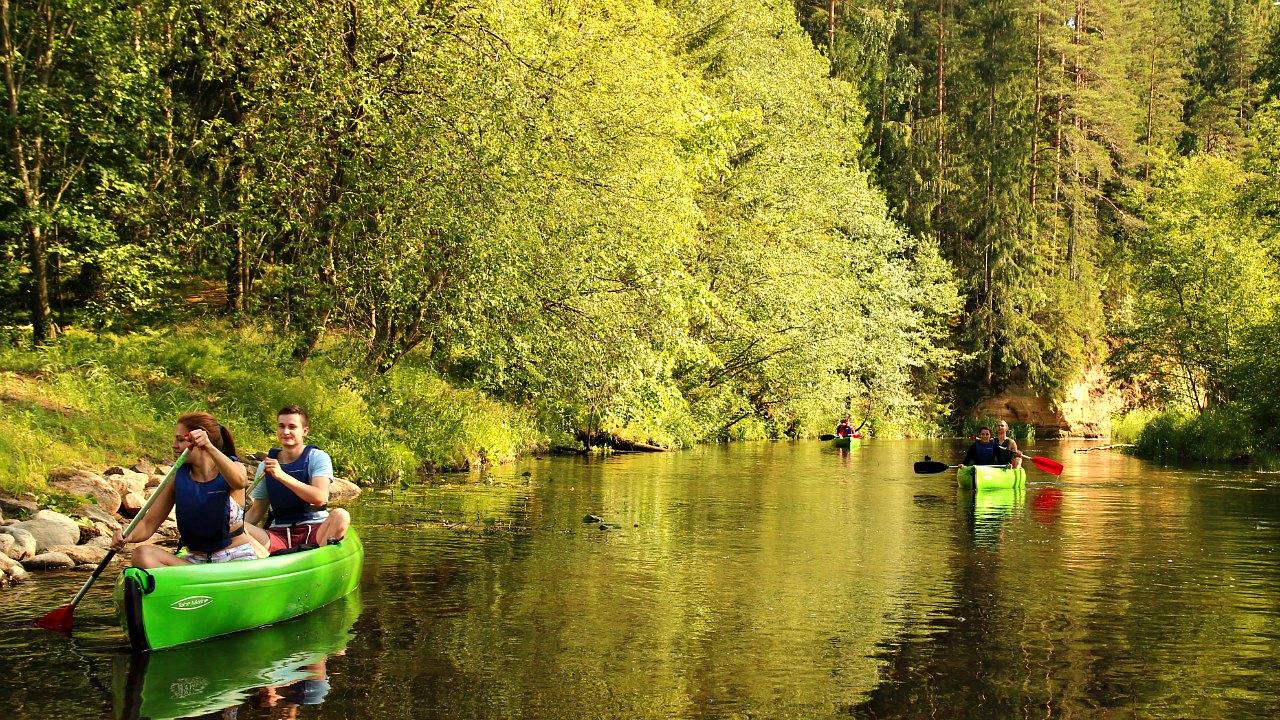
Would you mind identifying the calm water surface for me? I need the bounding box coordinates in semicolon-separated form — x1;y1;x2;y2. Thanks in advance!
4;439;1280;719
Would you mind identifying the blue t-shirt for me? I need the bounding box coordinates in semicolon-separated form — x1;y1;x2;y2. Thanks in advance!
251;447;334;526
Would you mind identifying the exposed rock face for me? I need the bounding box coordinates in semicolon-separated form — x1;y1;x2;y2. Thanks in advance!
971;366;1121;437
12;510;81;553
0;534;13;557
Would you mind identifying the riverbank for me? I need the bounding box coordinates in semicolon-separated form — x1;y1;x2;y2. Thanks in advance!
1112;407;1280;468
0;325;544;497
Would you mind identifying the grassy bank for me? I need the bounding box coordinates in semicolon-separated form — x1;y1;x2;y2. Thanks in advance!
0;326;544;496
1111;405;1280;467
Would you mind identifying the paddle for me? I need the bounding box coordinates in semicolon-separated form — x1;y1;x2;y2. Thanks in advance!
819;434;836;441
914;460;958;474
35;448;190;633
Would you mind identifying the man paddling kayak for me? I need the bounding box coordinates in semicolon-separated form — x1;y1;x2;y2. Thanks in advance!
244;405;350;553
994;419;1022;469
112;412;263;567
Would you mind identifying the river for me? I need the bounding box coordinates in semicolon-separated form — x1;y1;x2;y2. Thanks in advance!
4;439;1280;718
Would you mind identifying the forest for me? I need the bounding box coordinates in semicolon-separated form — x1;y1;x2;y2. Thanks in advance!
3;0;1279;481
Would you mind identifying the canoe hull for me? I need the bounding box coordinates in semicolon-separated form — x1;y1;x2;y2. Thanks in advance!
115;529;363;651
956;465;1026;490
829;437;861;450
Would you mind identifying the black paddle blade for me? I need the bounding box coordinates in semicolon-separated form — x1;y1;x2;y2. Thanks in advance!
819;434;836;441
914;460;951;474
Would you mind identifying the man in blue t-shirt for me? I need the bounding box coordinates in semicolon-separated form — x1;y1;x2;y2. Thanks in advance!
244;405;351;553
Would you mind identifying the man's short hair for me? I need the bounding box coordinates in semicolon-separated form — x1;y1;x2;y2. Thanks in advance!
978;425;992;434
277;404;309;427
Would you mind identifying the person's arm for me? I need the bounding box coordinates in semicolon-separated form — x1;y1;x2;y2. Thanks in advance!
112;481;176;547
245;497;270;527
188;428;247;490
262;454;331;506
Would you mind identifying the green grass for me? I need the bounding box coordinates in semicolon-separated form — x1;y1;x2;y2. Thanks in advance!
0;325;545;495
1112;405;1260;464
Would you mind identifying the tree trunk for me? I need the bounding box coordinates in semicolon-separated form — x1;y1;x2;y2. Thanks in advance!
1031;10;1042;208
1144;42;1156;182
935;0;946;242
827;0;837;63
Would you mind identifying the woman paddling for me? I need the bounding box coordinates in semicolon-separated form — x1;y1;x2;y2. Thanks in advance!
112;412;264;568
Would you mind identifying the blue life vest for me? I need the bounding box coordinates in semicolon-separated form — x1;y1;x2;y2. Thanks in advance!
174;463;236;553
972;440;997;464
266;445;327;525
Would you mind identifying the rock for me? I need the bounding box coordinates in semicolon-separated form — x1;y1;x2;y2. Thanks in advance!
24;552;75;570
0;534;13;557
329;477;361;503
103;465;128;476
971;365;1122;438
583;514;603;524
131;460;155;474
0;527;37;560
12;510;82;553
119;491;144;518
93;522;117;541
75;517;100;542
48;544;109;566
146;474;164;490
0;496;38;516
48;468;121;515
72;504;121;531
0;519;13;526
85;535;114;550
0;552;26;585
156;464;172;476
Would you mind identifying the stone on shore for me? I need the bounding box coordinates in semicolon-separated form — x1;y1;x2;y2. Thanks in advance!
330;477;362;502
11;510;81;554
48;467;122;515
24;552;75;570
85;535;114;550
132;460;156;474
119;491;144;518
48;544;110;566
0;533;13;558
0;496;38;516
0;526;37;560
72;505;121;531
0;552;26;585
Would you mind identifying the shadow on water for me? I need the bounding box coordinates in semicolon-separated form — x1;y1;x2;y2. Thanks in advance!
113;592;361;720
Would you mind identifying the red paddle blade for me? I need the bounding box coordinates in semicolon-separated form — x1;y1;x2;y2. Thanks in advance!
34;604;75;633
1030;455;1063;476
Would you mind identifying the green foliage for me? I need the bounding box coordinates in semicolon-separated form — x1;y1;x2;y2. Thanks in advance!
0;326;544;493
1123;405;1258;464
958;416;1034;441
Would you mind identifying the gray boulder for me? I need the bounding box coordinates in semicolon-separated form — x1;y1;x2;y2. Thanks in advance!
0;552;26;585
0;496;38;516
48;468;121;515
48;544;109;566
73;504;121;531
24;552;75;570
85;535;114;550
131;460;156;474
12;510;81;553
0;526;36;560
0;533;13;557
119;491;144;518
330;477;362;502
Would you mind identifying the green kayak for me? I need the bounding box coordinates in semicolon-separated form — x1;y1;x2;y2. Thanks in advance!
829;436;861;450
956;464;1026;490
114;529;363;651
114;591;361;720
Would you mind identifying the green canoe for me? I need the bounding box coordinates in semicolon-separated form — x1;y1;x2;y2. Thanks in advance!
956;464;1026;490
829;436;861;450
114;591;361;720
114;529;363;651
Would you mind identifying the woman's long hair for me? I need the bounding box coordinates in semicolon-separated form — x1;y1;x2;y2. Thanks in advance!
176;411;239;459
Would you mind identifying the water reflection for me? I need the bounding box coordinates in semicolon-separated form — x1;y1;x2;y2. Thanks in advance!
958;484;1025;546
113;593;360;720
